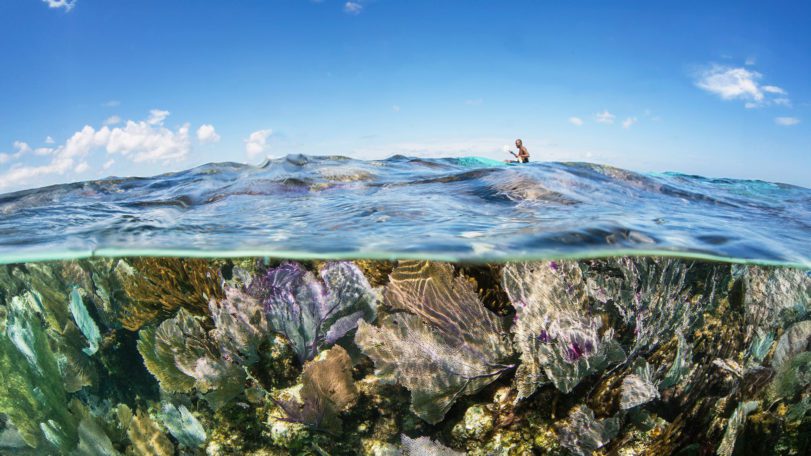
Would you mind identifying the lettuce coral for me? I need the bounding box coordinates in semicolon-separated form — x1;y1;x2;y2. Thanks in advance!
355;261;514;424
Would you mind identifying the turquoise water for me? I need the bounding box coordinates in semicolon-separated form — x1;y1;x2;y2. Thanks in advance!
0;154;808;267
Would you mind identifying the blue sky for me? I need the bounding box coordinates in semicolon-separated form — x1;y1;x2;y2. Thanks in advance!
1;0;809;192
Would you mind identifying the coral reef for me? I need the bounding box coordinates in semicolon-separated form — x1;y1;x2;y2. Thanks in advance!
0;256;808;455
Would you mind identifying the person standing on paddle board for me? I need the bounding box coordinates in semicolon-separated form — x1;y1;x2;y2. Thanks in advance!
506;139;530;163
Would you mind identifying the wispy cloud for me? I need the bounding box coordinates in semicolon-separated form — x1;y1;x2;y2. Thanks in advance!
344;2;363;14
622;117;637;129
147;109;170;125
104;115;121;126
0;110;200;190
595;110;615;124
465;98;483;106
45;136;55;144
694;64;790;108
392;105;401;113
42;0;76;12
775;117;800;126
568;116;583;126
102;100;120;108
244;129;273;158
745;56;756;66
196;124;221;143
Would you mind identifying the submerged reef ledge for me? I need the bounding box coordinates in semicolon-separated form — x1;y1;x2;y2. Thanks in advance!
0;256;809;455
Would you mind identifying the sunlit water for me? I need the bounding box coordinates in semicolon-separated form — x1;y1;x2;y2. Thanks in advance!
0;154;808;266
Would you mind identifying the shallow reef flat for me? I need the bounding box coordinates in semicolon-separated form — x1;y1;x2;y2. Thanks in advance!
0;256;809;455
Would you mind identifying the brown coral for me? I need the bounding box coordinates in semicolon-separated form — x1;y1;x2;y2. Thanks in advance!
126;410;174;456
119;258;224;330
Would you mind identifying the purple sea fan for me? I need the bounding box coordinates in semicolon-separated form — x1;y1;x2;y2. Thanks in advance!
503;261;624;398
249;261;377;362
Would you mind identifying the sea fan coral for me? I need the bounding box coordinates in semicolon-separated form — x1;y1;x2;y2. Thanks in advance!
0;293;78;451
120;258;224;331
250;261;377;362
127;410;174;456
275;345;358;434
502;261;624;398
558;405;619;456
355;261;514;424
137;308;244;408
584;257;713;357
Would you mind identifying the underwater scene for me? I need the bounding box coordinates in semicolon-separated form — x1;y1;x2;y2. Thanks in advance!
0;157;809;455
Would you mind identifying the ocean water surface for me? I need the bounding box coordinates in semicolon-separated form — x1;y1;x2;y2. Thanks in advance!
0;154;808;266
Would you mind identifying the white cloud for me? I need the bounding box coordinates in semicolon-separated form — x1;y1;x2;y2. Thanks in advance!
42;0;76;12
102;100;120;108
102;159;115;170
392;105;401;113
595;110;615;124
0;153;9;165
775;117;800;126
147;109;170;125
12;141;32;158
0;109;194;190
774;97;792;107
694;64;790;108
196;124;221;143
344;1;362;14
107;120;190;162
745;56;756;66
244;129;272;158
104;115;121;126
568;116;583;126
622;117;638;129
45;136;55;144
762;85;786;95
